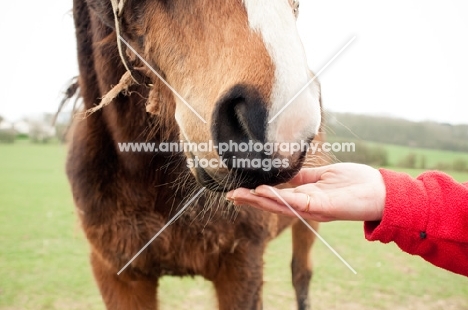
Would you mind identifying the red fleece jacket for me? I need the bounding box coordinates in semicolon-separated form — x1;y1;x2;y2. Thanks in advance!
364;169;468;277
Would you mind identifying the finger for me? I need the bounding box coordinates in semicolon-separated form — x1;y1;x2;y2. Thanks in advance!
226;188;291;213
228;187;307;212
227;187;287;207
233;196;294;216
249;185;295;199
288;166;330;185
252;186;312;213
231;193;311;218
233;195;332;222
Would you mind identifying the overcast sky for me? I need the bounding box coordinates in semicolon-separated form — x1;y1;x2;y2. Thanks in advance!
0;0;467;125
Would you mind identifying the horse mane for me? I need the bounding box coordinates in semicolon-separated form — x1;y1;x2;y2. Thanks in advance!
72;0;179;143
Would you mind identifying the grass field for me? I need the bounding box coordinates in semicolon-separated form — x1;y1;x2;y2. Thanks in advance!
328;136;468;171
1;143;467;309
369;142;468;169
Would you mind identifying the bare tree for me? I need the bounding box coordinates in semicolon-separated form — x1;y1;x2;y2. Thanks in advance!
0;116;15;143
28;116;56;144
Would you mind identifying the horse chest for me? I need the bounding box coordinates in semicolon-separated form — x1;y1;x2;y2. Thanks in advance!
81;198;246;278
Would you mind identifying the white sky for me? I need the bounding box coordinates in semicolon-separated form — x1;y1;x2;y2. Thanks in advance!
0;0;467;124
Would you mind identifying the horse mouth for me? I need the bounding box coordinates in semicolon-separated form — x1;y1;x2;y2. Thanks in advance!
189;150;308;192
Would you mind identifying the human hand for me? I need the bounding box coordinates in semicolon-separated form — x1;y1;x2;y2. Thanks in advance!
226;163;386;222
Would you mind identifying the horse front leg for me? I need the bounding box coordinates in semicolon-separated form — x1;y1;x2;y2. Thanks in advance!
291;220;319;310
212;247;265;310
91;252;158;310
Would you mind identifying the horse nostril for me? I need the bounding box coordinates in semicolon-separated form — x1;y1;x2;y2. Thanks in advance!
210;84;307;189
232;99;267;143
212;84;268;154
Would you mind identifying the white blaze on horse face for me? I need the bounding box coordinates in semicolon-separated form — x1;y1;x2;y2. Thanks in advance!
243;0;321;145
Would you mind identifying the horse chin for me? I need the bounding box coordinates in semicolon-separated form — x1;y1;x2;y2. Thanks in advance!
192;167;232;192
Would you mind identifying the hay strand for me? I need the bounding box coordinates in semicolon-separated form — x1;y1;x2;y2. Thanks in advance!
76;71;134;119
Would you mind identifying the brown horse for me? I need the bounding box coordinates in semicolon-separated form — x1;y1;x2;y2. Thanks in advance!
67;0;326;309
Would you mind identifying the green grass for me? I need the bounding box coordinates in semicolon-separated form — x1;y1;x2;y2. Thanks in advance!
1;143;467;309
366;141;468;170
387;167;468;183
0;143;103;310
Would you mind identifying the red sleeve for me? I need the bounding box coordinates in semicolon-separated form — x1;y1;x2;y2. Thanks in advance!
364;169;468;277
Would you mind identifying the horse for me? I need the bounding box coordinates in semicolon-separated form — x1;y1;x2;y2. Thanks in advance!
66;0;326;309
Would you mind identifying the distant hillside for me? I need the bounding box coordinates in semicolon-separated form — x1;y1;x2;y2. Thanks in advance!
326;112;468;152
